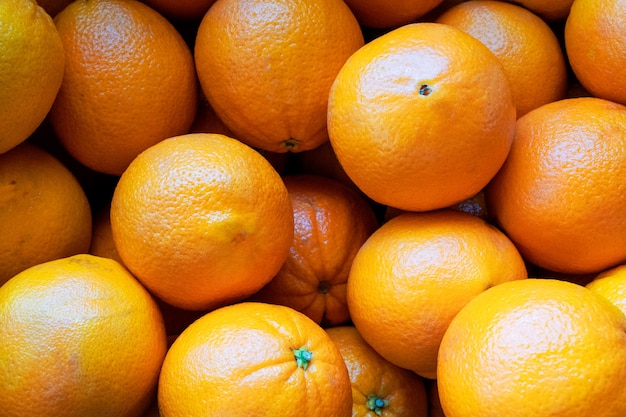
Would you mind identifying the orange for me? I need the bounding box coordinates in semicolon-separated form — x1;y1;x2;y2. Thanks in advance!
0;0;64;154
437;278;626;417
0;254;167;417
326;326;429;417
110;133;294;311
564;0;626;106
50;0;198;175
436;0;568;118
342;0;444;28
89;203;124;265
586;264;626;316
158;301;352;417
250;174;378;326
499;0;574;21
194;0;364;153
346;209;527;379
327;22;516;212
140;0;216;21
0;142;92;286
485;97;626;274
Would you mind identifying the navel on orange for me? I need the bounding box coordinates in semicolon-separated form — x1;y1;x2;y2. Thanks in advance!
158;302;353;416
328;22;516;212
326;325;429;417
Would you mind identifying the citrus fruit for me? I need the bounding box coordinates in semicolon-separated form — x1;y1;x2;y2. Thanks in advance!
158;302;352;417
250;174;379;326
110;133;294;311
586;264;626;316
0;254;167;417
0;142;92;286
326;325;429;417
0;0;64;154
486;97;626;274
342;0;444;28
437;278;626;417
194;0;364;153
346;209;527;379
436;0;568;118
327;22;516;212
564;0;626;106
50;0;198;175
499;0;574;21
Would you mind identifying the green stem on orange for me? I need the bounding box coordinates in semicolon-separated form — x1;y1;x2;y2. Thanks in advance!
292;346;313;370
366;394;389;416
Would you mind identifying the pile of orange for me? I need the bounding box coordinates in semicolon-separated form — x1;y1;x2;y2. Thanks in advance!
2;0;626;416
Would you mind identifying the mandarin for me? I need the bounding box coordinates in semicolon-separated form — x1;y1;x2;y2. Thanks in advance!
437;278;626;417
50;0;198;175
0;142;92;286
328;22;516;212
486;97;626;274
110;133;294;311
158;302;352;417
250;174;379;326
326;326;429;417
586;264;626;316
346;209;527;379
194;0;364;153
0;0;64;154
565;0;626;106
0;254;167;417
436;0;568;118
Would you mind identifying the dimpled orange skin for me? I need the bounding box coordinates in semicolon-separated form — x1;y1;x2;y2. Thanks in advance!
194;0;364;153
250;174;379;327
50;0;198;175
327;22;516;212
565;0;626;106
326;326;429;417
158;302;353;417
0;0;65;154
0;254;168;417
435;0;568;118
437;279;626;417
486;97;626;274
346;209;527;379
0;142;92;286
110;133;294;311
587;264;626;316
